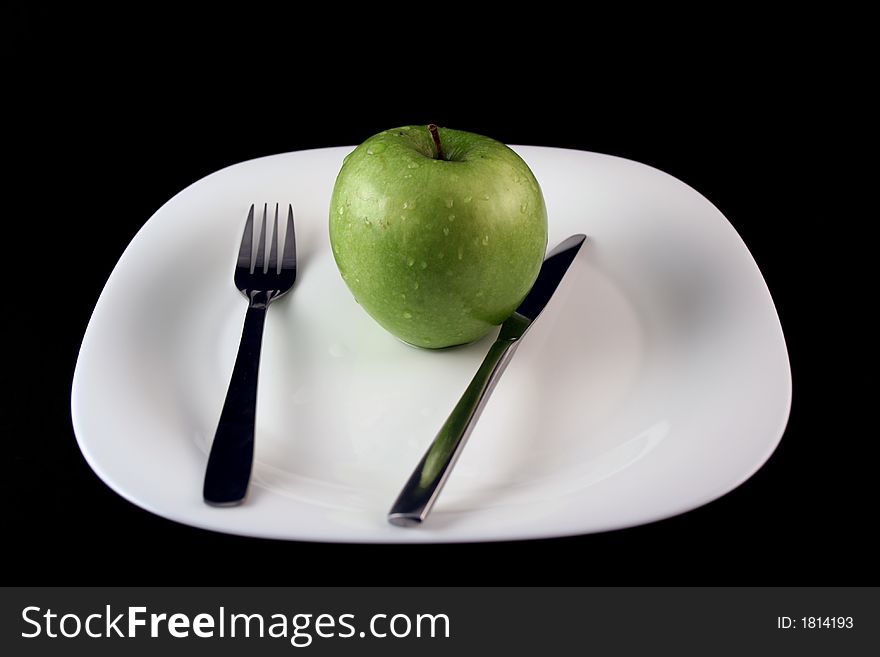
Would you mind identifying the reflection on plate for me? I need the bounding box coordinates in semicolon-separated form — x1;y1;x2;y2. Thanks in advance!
71;146;790;542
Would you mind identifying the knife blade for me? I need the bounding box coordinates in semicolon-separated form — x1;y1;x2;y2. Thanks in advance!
388;234;587;526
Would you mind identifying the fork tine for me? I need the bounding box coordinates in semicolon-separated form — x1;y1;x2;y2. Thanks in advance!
282;204;296;270
268;203;280;274
237;204;255;269
253;203;268;274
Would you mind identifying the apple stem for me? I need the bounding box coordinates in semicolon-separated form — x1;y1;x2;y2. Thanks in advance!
428;124;445;161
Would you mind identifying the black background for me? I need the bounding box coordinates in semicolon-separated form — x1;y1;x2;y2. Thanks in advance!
6;8;868;584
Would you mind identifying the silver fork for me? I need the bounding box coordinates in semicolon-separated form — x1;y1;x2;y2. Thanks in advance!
203;203;297;506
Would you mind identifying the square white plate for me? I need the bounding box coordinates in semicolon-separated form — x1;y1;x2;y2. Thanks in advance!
71;146;791;542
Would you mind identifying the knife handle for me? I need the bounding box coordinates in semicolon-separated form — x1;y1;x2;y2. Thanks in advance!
388;336;519;526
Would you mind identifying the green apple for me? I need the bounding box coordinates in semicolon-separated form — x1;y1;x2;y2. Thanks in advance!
329;125;548;348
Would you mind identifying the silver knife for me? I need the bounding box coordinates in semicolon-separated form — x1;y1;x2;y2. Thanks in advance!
388;234;587;526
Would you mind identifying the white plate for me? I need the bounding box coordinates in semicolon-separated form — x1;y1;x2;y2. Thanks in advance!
71;146;791;542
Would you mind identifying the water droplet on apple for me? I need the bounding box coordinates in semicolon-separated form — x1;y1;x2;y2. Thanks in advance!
407;162;419;169
444;199;454;208
420;261;427;269
337;207;345;215
402;201;409;209
403;174;413;179
363;218;372;227
413;281;420;290
400;126;412;131
403;311;413;319
482;235;489;245
366;142;386;155
457;247;463;260
520;203;528;213
442;227;449;236
463;196;472;203
407;257;414;267
400;293;406;300
448;214;455;222
423;337;432;344
480;194;490;201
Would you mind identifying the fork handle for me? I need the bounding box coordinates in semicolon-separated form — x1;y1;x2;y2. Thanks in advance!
203;304;267;505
